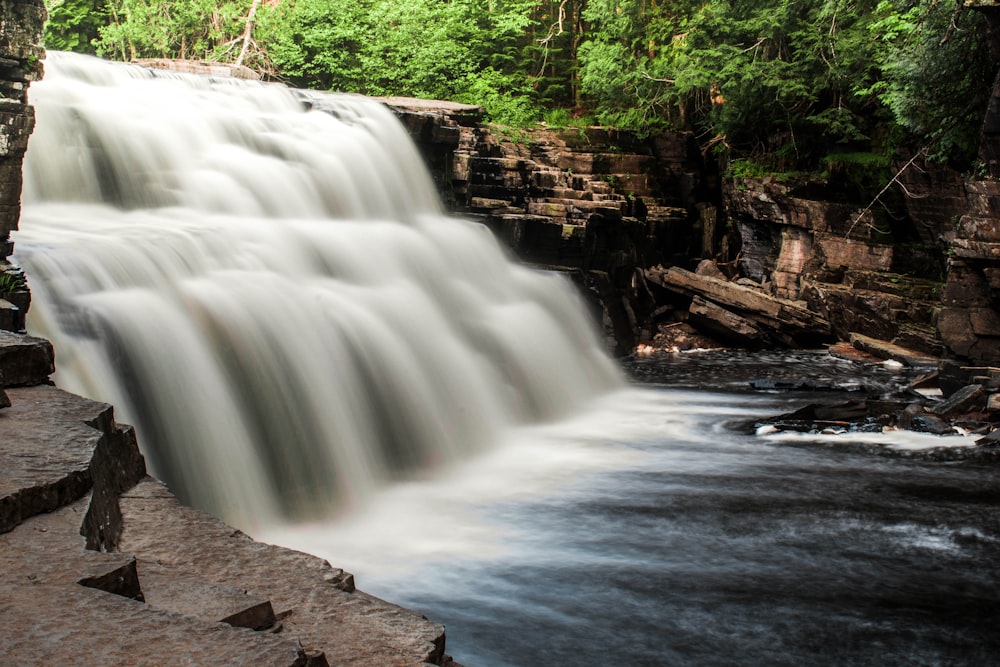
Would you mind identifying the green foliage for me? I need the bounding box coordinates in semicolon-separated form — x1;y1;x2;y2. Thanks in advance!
861;0;994;163
580;0;884;161
725;159;773;180
44;0;107;53
94;0;252;61
0;272;26;294
41;0;1000;170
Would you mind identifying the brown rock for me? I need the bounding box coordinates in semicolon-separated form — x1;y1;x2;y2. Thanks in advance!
689;296;765;346
931;384;987;416
694;259;726;279
848;332;940;368
0;329;54;385
646;265;831;345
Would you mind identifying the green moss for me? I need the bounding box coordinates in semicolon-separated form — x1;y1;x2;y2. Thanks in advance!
0;272;26;294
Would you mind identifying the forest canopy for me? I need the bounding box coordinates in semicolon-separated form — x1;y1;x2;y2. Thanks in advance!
42;0;997;169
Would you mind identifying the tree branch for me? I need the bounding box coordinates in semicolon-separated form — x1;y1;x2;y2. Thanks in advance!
235;0;262;68
939;0;965;46
845;147;928;239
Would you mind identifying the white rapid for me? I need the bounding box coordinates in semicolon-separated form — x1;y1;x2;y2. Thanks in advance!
16;52;622;529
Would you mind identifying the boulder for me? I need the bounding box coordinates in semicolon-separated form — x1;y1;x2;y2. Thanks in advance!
930;384;987;416
0;329;54;385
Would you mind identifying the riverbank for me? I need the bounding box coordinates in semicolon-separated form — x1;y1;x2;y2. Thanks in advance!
0;331;461;667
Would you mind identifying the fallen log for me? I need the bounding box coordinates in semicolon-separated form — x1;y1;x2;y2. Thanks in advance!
646;265;832;346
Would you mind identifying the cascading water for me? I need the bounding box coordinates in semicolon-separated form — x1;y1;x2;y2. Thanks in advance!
17;52;622;529
15;53;1000;667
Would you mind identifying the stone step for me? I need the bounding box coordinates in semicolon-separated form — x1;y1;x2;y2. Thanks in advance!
139;566;279;631
0;500;315;667
0;330;53;386
1;385;117;534
118;478;446;666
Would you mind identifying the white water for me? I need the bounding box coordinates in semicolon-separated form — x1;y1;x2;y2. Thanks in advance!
16;52;622;529
15;53;1000;666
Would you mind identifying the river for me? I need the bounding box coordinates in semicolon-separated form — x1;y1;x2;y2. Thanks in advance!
265;351;1000;666
17;54;1000;666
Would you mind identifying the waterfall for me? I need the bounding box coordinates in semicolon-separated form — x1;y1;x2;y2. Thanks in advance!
16;53;622;529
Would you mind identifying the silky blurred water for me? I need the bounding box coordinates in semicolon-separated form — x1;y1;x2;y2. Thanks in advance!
266;357;1000;666
17;53;620;527
17;54;1000;666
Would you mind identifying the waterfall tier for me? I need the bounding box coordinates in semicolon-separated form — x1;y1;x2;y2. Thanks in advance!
17;53;621;528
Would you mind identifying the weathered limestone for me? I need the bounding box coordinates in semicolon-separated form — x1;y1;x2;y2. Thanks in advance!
939;179;1000;365
134;57;261;80
1;498;322;667
0;0;44;259
0;363;458;666
0;328;52;384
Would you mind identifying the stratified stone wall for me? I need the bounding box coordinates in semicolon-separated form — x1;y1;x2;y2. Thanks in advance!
0;0;44;332
0;0;44;259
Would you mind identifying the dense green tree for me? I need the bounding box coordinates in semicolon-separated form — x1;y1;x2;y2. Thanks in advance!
257;0;550;124
579;1;883;160
41;0;999;165
861;0;993;163
94;0;254;61
44;0;108;53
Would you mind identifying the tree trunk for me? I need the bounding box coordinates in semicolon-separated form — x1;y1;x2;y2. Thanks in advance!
234;0;263;68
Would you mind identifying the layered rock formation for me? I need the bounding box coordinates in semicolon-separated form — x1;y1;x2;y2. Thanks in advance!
0;334;455;666
391;84;996;372
0;0;42;333
390;105;718;354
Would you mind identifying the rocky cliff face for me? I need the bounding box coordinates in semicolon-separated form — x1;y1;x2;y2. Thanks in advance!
398;101;1000;368
720;173;948;356
0;0;43;333
391;104;720;354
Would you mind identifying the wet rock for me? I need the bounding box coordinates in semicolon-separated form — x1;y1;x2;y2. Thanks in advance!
1;385;111;535
910;413;957;435
0;329;54;385
931;384;987;417
848;333;940;369
897;401;928;431
118;479;450;666
689;296;766;347
0;380;455;666
773;400;872;425
645;265;831;346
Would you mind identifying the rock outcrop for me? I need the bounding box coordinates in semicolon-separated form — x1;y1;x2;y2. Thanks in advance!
388;106;719;354
0;0;43;333
0;332;459;667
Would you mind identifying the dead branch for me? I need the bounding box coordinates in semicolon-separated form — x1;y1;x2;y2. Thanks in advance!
939;0;965;46
845;147;928;239
235;0;262;68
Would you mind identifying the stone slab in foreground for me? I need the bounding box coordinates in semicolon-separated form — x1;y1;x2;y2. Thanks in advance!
0;329;54;386
0;381;458;666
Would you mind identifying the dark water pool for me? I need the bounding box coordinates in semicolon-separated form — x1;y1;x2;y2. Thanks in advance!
274;351;1000;666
